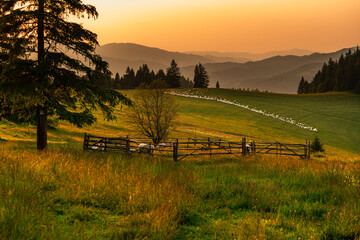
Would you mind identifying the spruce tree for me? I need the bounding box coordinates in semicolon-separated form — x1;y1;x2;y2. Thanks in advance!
335;54;345;91
216;81;220;89
166;59;181;88
0;0;131;150
311;136;325;153
193;63;209;88
297;77;305;94
114;73;121;89
150;70;156;83
179;76;194;88
306;48;360;93
325;58;336;92
120;67;136;89
156;69;166;81
303;80;309;94
135;64;152;86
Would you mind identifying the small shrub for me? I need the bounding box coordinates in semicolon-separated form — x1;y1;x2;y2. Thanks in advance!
311;136;325;153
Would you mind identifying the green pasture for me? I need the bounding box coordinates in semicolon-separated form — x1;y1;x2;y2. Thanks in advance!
172;89;360;154
0;89;359;155
0;89;360;239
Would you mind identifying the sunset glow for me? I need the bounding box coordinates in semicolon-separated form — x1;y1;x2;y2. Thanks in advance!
80;0;359;52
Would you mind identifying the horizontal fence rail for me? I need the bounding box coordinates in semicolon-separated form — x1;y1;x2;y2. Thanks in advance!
83;134;311;161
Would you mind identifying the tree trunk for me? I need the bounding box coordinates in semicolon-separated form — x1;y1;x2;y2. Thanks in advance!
37;0;47;151
37;107;47;150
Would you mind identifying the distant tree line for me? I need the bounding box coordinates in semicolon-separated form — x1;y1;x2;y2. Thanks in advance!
298;48;360;94
102;60;210;89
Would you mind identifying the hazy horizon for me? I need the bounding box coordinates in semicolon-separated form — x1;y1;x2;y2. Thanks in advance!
99;42;356;55
81;0;360;54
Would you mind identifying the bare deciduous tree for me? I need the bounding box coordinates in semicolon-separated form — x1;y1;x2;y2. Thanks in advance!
127;79;178;145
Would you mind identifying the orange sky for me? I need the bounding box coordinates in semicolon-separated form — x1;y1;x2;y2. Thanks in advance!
80;0;360;53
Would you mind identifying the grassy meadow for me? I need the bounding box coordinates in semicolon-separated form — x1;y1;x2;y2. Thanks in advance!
0;89;360;239
173;89;360;154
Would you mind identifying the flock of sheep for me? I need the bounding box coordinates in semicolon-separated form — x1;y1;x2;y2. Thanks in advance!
90;141;252;154
167;90;318;133
91;142;173;154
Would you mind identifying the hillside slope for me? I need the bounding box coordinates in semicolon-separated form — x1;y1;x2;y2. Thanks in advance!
96;43;215;72
95;43;355;93
231;63;322;93
101;56;167;75
0;89;358;155
181;48;356;93
171;89;360;154
187;48;313;61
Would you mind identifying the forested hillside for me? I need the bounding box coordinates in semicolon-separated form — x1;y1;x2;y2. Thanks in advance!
181;48;355;92
298;48;360;94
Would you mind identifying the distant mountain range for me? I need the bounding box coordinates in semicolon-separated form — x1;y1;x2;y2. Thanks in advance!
186;49;314;62
96;43;356;93
181;49;356;93
96;43;216;73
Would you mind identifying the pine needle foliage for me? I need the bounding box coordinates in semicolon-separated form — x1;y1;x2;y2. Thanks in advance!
0;0;131;149
311;135;325;153
193;63;209;88
166;59;181;88
298;48;360;94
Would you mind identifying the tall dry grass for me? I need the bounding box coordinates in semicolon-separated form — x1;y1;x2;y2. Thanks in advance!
0;143;197;239
1;142;359;239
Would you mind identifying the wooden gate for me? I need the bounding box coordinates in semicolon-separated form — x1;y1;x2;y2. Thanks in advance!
83;134;311;161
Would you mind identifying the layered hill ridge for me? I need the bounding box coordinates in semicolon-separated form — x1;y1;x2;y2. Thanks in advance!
186;48;314;62
96;43;357;93
181;48;356;93
96;43;216;72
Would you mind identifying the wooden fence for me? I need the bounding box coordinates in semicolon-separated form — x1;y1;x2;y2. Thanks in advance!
83;134;311;161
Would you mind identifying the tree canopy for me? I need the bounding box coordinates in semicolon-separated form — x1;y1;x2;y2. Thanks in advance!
166;59;181;88
126;79;178;145
193;63;209;88
114;62;193;89
298;48;360;94
297;77;306;94
0;0;131;150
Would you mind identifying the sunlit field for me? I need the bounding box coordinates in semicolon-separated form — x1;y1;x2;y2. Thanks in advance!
1;89;360;239
172;89;360;154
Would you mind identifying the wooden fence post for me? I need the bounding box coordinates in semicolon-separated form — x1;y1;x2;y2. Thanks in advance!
125;135;130;154
242;137;246;157
307;141;311;160
82;134;310;160
279;143;282;155
173;139;178;162
104;137;107;152
83;133;87;150
208;137;212;158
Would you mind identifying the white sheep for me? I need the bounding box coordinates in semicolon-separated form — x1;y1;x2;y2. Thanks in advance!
138;143;155;154
91;142;105;150
157;142;173;149
245;144;251;153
